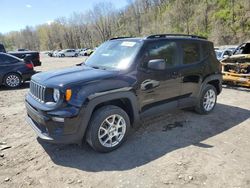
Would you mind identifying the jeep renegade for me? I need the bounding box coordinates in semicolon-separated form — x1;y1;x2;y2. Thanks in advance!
25;34;222;152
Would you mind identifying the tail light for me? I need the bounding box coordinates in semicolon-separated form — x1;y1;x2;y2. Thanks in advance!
25;62;34;69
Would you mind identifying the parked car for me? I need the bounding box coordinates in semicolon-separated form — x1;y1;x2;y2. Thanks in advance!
52;50;60;57
0;43;41;67
0;52;35;88
58;49;78;57
79;48;90;56
25;34;222;152
221;41;250;87
8;51;41;67
46;51;53;57
215;49;233;61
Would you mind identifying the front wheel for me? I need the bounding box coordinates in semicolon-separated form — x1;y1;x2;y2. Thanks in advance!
195;84;217;114
86;105;130;153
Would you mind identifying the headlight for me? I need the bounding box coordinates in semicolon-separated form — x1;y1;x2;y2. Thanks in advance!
53;89;60;102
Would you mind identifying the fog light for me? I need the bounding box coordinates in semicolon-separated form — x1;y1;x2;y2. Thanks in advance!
52;117;64;122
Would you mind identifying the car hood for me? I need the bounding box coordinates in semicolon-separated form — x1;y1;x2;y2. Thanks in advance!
221;54;250;64
32;65;119;88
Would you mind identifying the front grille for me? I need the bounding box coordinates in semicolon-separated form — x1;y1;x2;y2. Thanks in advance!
30;81;46;103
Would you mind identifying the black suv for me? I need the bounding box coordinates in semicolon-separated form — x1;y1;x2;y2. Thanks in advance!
25;34;222;152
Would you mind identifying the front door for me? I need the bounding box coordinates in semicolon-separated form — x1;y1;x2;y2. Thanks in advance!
137;40;182;111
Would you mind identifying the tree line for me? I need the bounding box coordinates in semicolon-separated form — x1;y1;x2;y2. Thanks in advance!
0;0;249;51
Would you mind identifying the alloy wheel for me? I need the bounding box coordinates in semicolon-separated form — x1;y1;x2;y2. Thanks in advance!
6;74;20;87
98;114;126;148
203;89;216;111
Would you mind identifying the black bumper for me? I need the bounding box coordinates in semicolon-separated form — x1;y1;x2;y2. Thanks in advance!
33;60;41;67
25;100;84;144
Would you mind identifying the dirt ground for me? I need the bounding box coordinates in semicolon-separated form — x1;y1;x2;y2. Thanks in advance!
0;54;250;188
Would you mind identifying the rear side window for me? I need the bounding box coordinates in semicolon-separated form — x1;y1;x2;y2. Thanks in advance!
0;54;20;64
181;42;200;64
142;41;178;68
201;43;210;58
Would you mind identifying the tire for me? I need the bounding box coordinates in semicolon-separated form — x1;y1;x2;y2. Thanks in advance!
61;54;65;57
195;84;217;114
4;73;22;88
75;53;78;57
86;105;130;153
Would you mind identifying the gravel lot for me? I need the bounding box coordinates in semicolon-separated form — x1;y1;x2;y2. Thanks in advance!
0;54;250;188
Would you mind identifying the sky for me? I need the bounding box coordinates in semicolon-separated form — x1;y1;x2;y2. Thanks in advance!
0;0;129;34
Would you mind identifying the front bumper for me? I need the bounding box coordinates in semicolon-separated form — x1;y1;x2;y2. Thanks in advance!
222;72;250;87
25;100;83;144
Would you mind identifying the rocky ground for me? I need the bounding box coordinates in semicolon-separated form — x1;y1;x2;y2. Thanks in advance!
0;54;250;188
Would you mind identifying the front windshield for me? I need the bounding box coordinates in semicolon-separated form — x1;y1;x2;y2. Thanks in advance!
84;40;142;70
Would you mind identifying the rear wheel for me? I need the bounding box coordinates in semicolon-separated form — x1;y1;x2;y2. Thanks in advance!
74;53;78;57
86;105;130;153
195;84;217;114
4;73;22;88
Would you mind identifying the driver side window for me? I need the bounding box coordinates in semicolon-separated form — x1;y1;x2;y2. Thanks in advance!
142;41;178;68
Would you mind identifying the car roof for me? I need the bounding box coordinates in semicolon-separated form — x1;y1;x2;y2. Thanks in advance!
110;34;208;42
0;52;22;61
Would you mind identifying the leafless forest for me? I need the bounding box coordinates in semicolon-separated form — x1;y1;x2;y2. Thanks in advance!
0;0;249;50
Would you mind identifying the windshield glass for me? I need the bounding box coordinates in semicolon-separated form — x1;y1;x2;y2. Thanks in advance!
84;40;142;70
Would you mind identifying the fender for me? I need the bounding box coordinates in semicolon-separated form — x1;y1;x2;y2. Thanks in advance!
198;73;222;96
75;88;140;142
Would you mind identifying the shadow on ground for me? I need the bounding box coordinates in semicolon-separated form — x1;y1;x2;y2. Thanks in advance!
39;103;250;172
222;84;250;92
0;82;30;91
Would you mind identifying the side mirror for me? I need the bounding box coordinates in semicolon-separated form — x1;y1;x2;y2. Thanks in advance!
148;59;166;71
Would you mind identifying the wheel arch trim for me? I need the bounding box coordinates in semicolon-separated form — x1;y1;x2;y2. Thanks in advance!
76;90;140;142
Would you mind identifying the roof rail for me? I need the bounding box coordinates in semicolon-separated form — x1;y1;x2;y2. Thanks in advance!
146;34;207;40
109;37;132;40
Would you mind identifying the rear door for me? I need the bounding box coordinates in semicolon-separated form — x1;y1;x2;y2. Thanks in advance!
178;41;206;105
65;50;71;57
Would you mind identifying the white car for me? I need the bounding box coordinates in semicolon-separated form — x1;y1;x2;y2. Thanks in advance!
58;49;78;57
79;48;90;56
52;50;60;57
